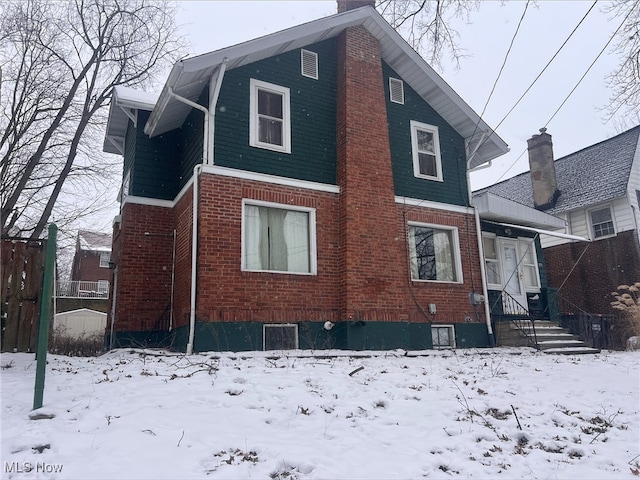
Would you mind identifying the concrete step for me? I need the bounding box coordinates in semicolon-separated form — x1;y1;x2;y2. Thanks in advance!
542;346;601;355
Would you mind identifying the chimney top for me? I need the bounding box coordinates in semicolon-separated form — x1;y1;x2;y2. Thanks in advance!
337;0;376;13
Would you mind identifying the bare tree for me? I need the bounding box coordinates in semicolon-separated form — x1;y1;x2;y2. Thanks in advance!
377;0;480;69
0;0;184;239
605;0;640;121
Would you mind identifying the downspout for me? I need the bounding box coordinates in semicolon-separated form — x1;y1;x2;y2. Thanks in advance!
474;206;495;346
168;60;227;354
187;164;202;354
467;147;494;347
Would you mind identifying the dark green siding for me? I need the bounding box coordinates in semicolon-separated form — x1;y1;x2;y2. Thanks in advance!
163;321;489;352
127;110;182;200
384;63;469;206
177;89;207;192
213;39;337;184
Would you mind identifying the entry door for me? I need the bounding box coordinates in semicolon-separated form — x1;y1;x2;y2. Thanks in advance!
499;239;528;314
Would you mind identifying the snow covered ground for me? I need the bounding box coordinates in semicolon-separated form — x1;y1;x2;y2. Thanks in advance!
1;348;638;479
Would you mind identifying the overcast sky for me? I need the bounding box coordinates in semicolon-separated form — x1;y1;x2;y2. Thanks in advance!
174;0;628;190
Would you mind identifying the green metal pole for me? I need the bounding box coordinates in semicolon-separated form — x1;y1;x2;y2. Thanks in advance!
33;223;57;410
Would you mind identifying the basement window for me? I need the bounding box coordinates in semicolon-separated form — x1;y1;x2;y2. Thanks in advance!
389;77;404;104
263;324;298;350
301;49;318;79
410;121;442;181
432;325;455;349
249;79;291;153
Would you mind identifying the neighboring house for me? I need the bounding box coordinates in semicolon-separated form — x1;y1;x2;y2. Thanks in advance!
103;0;509;352
477;126;640;316
70;230;112;295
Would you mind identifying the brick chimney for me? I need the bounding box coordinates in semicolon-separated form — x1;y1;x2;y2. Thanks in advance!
337;0;375;13
527;128;559;210
336;23;411;319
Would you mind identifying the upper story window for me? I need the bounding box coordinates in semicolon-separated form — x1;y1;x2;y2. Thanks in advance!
249;79;291;153
99;252;110;268
410;120;442;181
389;77;404;104
589;205;615;239
408;223;462;283
301;49;318;79
242;200;316;275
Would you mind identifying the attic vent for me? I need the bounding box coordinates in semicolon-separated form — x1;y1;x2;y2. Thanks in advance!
301;49;318;79
264;324;298;350
389;77;404;104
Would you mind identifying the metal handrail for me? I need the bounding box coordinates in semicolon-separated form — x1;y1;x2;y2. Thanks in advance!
495;290;539;349
56;280;109;299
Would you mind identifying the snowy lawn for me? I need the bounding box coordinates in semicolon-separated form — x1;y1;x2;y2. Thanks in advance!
1;348;638;480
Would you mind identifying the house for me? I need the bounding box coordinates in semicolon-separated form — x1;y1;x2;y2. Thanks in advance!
103;0;509;352
69;230;112;297
477;125;640;317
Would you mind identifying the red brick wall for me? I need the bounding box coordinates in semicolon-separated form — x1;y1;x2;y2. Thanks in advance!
193;174;342;323
71;251;111;282
544;230;640;314
336;26;415;320
110;203;175;332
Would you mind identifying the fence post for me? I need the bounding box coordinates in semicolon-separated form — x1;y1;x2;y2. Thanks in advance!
33;223;57;410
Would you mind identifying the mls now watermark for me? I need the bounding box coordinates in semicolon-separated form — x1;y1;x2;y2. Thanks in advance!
5;462;64;474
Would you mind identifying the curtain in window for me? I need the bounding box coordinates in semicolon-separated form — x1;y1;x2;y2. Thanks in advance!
433;230;454;282
245;205;309;273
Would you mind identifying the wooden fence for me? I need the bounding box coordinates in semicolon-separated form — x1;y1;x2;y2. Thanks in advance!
1;238;46;352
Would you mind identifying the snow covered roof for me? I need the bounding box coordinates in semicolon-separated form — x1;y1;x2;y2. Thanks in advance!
103;86;159;155
77;230;112;253
143;5;508;168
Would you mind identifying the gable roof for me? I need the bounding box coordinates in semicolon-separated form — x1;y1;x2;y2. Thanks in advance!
476;125;640;215
143;5;508;169
77;230;112;252
103;86;158;155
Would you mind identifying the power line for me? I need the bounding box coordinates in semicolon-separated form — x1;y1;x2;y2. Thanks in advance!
471;0;530;142
494;3;632;183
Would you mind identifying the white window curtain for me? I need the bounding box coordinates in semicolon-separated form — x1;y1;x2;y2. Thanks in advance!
409;225;457;282
433;230;454;282
245;205;309;273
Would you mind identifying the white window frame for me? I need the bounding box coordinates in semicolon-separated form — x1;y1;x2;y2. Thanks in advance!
517;237;541;292
410;120;443;182
588;204;616;239
263;323;299;350
301;49;318;79
482;233;501;288
431;325;456;349
97;280;110;294
408;222;463;284
249;79;291;154
241;199;317;275
389;77;404;104
99;252;110;268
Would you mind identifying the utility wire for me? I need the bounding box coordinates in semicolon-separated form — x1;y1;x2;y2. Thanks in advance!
470;1;597;172
494;3;632;183
471;0;530;142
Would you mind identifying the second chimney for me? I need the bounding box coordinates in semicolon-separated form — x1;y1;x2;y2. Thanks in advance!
527;128;559;210
337;0;375;13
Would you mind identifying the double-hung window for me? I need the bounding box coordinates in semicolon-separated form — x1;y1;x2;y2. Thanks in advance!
482;235;501;287
519;239;540;290
99;252;110;268
408;223;462;282
589;205;615;239
410;120;442;181
249;79;291;153
242;200;316;274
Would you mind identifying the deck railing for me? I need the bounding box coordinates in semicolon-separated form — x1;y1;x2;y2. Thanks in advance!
56;280;109;299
